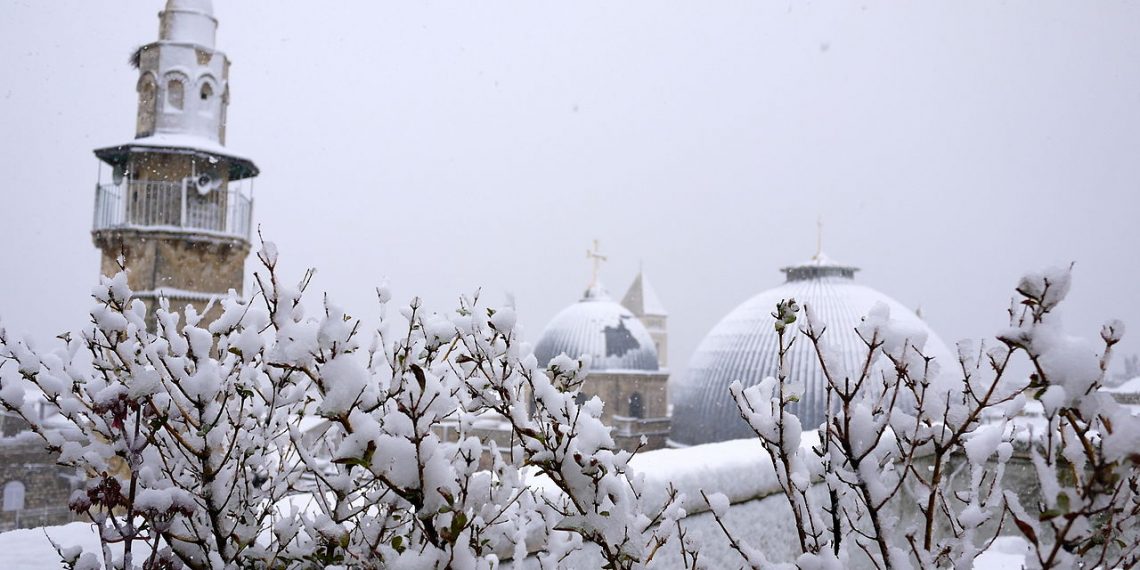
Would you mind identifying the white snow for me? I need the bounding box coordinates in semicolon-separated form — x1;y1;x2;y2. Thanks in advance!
4;512;1032;570
111;133;244;159
974;536;1031;569
629;436;796;512
0;522;150;570
705;492;730;517
1104;376;1140;393
963;423;1005;465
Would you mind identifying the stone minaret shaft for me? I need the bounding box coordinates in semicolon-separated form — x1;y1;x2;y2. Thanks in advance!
91;0;259;325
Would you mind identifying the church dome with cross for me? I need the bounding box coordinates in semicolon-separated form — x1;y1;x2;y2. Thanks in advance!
533;282;661;372
530;241;673;451
533;241;664;372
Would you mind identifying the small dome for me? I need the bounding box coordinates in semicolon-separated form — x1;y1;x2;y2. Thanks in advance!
534;283;660;372
670;255;953;446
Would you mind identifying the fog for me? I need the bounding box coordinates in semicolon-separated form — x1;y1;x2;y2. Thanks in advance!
2;1;1138;379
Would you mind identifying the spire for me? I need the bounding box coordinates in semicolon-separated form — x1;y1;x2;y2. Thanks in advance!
622;269;668;317
781;220;859;282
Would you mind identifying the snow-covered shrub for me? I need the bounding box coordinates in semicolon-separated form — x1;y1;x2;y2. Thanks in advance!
715;266;1139;569
0;243;679;570
5;245;1135;570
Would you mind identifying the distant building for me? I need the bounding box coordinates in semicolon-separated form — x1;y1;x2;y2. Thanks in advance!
91;0;259;323
1105;377;1140;408
530;244;671;451
434;244;672;455
0;412;80;531
532;279;672;451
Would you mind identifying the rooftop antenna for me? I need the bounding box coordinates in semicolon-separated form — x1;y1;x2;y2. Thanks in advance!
813;214;824;260
586;239;607;287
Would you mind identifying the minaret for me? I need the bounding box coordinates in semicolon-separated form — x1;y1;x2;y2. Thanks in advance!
621;268;668;367
91;0;258;323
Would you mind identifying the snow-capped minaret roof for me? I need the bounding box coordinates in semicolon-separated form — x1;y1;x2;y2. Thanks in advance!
622;270;668;317
159;0;217;49
94;0;258;180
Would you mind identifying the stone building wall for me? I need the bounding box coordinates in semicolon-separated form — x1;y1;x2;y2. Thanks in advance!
580;371;669;425
637;314;667;368
93;230;248;326
0;415;81;531
96;231;246;295
580;371;671;452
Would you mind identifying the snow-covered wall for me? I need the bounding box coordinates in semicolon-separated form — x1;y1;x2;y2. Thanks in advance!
630;437;789;514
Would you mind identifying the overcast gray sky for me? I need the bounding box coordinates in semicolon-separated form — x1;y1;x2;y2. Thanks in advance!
2;1;1138;379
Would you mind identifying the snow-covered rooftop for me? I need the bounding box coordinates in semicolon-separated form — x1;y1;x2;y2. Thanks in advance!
1103;376;1140;393
94;133;259;180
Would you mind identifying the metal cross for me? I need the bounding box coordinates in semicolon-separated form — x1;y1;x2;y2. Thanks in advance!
586;239;607;286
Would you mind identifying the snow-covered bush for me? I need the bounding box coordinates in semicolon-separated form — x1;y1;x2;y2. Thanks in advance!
4;246;1136;570
716;266;1139;569
0;243;679;570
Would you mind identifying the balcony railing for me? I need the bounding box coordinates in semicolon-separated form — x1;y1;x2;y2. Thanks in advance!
93;179;253;240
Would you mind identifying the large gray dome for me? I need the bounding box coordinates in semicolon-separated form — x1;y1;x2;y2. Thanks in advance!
670;255;953;446
534;284;659;372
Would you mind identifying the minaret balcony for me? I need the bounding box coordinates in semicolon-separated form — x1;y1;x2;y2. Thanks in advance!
92;179;253;242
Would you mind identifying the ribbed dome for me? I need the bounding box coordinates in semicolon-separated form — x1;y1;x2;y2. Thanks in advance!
670;255;953;446
534;283;660;372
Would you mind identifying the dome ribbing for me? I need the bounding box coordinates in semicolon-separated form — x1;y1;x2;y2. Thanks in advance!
669;255;952;446
533;283;660;372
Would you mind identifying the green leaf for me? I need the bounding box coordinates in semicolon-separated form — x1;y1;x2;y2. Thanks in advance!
331;456;369;468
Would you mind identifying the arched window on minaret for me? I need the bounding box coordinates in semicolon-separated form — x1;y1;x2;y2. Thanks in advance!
166;75;185;111
136;74;157;137
628;392;644;418
197;78;217;117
